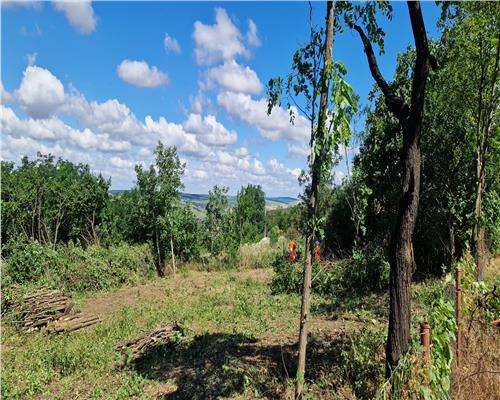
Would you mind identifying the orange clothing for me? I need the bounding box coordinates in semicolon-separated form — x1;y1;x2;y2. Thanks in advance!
314;244;320;261
289;241;297;262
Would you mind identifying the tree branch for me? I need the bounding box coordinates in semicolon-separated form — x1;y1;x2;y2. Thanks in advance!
353;25;409;122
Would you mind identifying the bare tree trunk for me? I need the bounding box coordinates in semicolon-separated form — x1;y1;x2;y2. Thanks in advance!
170;232;176;277
449;222;456;264
155;227;163;276
295;1;335;398
355;0;434;375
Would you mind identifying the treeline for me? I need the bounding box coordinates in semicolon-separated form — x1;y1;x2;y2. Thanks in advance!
1;144;273;284
320;3;499;277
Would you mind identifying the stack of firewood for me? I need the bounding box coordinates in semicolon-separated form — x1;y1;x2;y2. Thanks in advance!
12;287;99;333
47;313;100;333
116;323;182;357
17;288;73;331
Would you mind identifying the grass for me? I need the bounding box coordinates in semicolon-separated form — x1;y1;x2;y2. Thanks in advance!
4;254;496;399
1;264;393;399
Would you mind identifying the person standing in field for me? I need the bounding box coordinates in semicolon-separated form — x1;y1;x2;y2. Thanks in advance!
314;240;321;262
289;240;297;262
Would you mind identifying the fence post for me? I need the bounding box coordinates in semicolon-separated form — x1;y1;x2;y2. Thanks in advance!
420;322;431;367
456;268;462;367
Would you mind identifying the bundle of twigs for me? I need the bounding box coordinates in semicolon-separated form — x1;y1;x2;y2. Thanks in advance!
17;287;73;331
47;313;100;334
116;323;182;357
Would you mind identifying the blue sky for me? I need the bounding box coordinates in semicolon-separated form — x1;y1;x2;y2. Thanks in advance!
1;1;441;197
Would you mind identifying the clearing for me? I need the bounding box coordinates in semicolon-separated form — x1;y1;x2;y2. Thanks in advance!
2;266;393;399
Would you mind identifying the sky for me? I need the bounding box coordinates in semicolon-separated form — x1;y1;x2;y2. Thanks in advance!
1;1;442;197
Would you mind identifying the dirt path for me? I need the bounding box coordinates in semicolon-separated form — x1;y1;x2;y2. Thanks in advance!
81;268;273;319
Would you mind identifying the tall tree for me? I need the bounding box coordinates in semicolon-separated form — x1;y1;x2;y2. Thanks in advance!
134;142;185;276
440;3;500;279
235;184;266;244
353;0;435;372
267;2;390;397
205;185;231;255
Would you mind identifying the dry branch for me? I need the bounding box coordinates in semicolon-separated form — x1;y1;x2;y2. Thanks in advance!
47;313;100;333
116;323;182;357
15;288;73;331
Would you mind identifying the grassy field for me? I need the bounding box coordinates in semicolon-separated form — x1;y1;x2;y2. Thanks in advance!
2;258;498;400
1;266;393;400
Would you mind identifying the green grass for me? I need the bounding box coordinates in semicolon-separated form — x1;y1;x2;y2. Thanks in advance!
1;269;302;399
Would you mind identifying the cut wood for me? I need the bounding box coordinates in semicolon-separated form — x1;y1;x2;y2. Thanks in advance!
15;288;73;331
116;323;182;357
47;313;100;334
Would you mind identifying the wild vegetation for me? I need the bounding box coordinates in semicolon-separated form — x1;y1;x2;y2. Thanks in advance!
1;1;499;399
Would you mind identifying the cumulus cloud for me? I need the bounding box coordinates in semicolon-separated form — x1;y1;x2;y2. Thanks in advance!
202;60;262;95
110;155;134;170
217;91;309;142
287;142;309;158
183;113;237;146
193;8;248;65
15;65;65;118
117;60;169;88
247;19;261;47
1;105;131;152
53;1;96;35
1;82;13;103
164;33;181;54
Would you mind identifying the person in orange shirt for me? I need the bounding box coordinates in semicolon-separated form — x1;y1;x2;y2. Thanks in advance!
314;240;321;262
289;240;297;262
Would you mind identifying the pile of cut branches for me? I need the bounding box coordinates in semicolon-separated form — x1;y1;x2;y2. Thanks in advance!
116;323;183;357
15;287;73;331
47;313;100;334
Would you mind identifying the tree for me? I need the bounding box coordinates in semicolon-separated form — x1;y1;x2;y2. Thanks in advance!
134;142;185;276
1;154;109;248
353;0;435;372
205;185;230;255
440;3;500;279
235;184;266;244
267;1;392;395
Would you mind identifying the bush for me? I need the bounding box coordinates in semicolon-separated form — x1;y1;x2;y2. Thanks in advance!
3;241;156;292
270;244;389;296
341;328;385;399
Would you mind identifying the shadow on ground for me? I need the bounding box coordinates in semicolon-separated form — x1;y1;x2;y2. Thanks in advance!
127;331;353;399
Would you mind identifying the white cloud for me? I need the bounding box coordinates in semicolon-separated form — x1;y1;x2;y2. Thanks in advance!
333;170;346;185
287;142;309;158
193;8;248;65
191;169;208;179
2;1;42;9
247;19;261;47
15;65;65;118
117;59;169;88
53;1;96;35
1;82;13;103
143;115;210;157
183;113;237;146
202;60;262;95
164;33;181;54
110;156;134;170
1;105;131;153
217;91;310;142
25;52;38;66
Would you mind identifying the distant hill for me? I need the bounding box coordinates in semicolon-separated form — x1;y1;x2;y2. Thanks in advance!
109;190;298;214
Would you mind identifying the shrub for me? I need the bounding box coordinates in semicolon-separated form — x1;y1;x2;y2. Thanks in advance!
270;244;389;296
341;328;385;399
3;241;156;292
268;226;281;246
